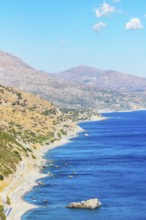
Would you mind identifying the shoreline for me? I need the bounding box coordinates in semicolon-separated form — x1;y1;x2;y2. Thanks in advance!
1;124;83;220
1;110;145;219
99;108;146;114
1;109;141;219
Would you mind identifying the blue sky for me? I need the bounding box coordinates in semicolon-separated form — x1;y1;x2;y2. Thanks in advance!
0;0;146;76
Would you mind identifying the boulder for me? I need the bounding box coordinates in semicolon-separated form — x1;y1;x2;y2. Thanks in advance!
67;198;101;210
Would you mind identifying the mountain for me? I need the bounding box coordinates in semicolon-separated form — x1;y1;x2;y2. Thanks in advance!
0;50;54;87
0;50;85;109
0;50;35;74
0;50;146;111
55;65;146;92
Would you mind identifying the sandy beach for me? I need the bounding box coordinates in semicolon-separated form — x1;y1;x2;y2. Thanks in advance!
1;124;83;220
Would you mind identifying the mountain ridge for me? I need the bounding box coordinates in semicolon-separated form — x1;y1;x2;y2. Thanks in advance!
0;50;146;111
55;65;146;91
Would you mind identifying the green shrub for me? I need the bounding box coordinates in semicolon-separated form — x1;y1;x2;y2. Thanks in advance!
57;133;62;139
42;108;56;116
27;148;33;153
31;154;36;159
0;205;4;212
6;196;11;205
17;92;22;100
0;205;6;220
0;175;4;181
60;129;67;136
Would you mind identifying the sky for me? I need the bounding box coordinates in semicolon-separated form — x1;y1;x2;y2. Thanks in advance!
0;0;146;77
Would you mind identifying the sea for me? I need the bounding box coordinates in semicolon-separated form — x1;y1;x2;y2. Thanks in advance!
22;110;146;220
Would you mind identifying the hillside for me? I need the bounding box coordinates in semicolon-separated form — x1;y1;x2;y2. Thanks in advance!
0;50;146;111
56;65;146;92
0;85;73;183
0;84;103;219
0;85;102;181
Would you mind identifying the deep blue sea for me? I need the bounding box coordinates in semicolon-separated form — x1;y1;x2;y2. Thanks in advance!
22;111;146;220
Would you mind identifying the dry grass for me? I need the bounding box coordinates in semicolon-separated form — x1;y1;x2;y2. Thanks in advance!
0;85;62;180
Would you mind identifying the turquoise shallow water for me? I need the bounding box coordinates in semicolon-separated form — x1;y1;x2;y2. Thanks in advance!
22;111;146;220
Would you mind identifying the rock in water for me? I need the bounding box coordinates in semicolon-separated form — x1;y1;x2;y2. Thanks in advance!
67;198;101;210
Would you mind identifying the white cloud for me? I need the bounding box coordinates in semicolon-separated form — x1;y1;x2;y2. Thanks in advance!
125;18;143;30
93;22;107;32
95;2;116;17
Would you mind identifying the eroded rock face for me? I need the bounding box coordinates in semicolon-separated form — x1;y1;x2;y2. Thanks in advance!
67;198;101;210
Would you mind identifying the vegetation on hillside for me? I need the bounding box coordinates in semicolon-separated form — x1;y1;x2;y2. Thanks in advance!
60;108;103;122
0;205;6;220
0;85;102;183
0;85;62;180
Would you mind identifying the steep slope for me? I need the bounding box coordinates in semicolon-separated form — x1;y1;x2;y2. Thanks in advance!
0;50;35;74
0;84;101;184
0;85;72;182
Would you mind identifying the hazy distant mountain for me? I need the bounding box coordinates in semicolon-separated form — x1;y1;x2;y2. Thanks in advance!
56;65;146;92
0;50;146;111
